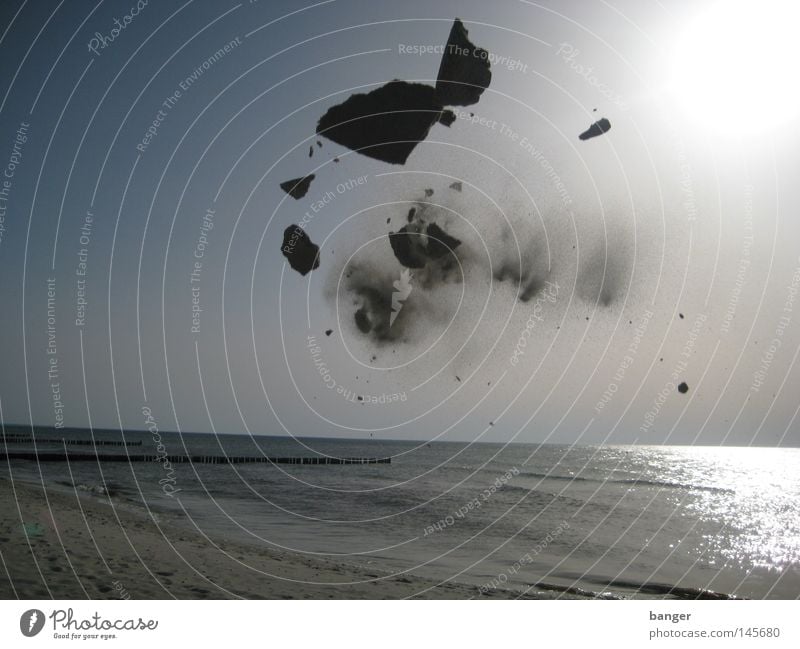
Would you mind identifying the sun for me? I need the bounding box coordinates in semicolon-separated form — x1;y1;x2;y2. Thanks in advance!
669;0;800;135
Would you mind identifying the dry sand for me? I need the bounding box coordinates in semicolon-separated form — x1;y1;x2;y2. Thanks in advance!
0;477;533;600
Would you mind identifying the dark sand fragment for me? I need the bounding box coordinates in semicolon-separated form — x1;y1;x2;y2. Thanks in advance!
425;222;461;259
435;18;492;107
494;265;544;303
355;308;371;333
347;277;403;342
280;175;315;199
281;225;320;275
314;19;492;164
316;81;444;165
439;109;457;127
579;117;611;141
389;225;428;269
388;222;461;268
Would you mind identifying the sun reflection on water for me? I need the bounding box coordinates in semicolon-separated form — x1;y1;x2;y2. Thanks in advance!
662;447;800;573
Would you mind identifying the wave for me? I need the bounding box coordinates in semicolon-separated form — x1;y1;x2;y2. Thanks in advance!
497;483;594;508
530;581;623;599
518;471;734;494
55;480;119;497
553;572;740;599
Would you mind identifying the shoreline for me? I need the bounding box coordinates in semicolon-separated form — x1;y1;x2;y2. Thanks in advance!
0;476;557;600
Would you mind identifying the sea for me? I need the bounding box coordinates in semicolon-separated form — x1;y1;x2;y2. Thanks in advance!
2;427;799;599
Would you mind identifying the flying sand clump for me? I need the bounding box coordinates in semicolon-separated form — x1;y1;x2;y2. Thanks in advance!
491;225;551;303
388;221;462;269
576;239;629;307
281;18;630;351
337;197;467;343
344;262;419;342
280;18;492;276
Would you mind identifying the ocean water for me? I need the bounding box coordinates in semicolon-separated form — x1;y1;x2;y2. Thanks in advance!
3;429;799;599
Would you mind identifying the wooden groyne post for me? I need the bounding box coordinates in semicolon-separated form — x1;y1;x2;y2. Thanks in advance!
0;451;390;465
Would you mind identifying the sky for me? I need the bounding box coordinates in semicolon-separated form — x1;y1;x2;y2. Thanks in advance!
0;0;798;446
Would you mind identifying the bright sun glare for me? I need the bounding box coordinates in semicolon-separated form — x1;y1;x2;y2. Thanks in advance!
670;0;800;135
